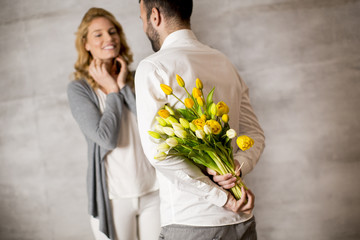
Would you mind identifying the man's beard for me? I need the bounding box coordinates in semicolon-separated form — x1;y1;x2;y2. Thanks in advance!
146;21;161;52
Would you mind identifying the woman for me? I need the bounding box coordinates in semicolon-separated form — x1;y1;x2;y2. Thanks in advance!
67;8;160;240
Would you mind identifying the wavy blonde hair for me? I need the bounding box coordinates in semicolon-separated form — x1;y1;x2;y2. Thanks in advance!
74;8;134;89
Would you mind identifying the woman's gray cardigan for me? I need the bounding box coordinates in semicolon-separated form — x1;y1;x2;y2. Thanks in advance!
67;79;137;240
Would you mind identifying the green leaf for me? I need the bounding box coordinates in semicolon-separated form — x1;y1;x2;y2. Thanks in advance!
206;87;215;106
195;103;203;116
193;144;217;153
188;150;221;173
173;145;191;154
182;139;201;147
204;150;228;175
214;142;234;170
176;108;197;121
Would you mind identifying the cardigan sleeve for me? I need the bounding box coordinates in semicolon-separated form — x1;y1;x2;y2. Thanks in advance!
67;80;125;150
120;85;137;116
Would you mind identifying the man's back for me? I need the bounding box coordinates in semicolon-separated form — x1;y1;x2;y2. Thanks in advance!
135;29;264;227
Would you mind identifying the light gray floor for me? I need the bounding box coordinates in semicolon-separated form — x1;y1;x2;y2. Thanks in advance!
0;0;359;239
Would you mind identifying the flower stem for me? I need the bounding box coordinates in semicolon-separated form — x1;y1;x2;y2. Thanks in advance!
171;94;186;106
183;87;192;98
210;153;248;200
172;93;200;118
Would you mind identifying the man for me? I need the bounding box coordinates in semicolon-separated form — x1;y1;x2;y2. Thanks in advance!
135;0;265;239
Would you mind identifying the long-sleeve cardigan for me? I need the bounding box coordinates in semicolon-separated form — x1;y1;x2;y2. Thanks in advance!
67;79;137;240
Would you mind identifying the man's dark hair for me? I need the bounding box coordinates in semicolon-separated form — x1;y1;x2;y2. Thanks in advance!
140;0;193;25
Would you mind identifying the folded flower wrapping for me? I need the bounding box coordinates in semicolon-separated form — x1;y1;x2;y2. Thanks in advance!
148;74;254;200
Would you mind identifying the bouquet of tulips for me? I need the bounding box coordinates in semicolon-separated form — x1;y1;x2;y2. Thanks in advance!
148;74;254;200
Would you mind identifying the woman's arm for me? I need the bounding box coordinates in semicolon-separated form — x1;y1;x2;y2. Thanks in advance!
120;85;137;115
67;80;125;150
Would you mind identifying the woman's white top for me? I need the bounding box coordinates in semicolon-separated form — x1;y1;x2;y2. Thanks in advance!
96;88;158;199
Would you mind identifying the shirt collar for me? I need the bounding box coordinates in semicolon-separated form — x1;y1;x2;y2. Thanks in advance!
160;29;197;50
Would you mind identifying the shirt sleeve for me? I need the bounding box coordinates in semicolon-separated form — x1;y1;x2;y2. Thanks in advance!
233;71;265;176
135;60;229;207
67;80;125;150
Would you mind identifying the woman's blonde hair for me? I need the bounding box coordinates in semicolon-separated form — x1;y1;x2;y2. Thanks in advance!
74;8;134;89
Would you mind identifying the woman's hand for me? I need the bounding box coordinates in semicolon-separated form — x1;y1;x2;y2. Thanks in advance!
89;58;119;94
111;55;128;90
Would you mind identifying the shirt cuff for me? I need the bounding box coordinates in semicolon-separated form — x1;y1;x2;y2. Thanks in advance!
205;186;229;207
176;171;229;207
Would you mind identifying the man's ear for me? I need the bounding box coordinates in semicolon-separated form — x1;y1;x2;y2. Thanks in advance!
150;7;161;27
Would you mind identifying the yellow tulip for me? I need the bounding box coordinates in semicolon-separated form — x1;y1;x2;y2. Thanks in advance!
158;109;170;119
176;74;185;87
222;114;229;123
236;135;254;151
216;101;229;116
196;78;203;89
192;118;205;130
201;114;207;121
197;97;204;107
184;98;194;109
205;120;222;135
192;88;202;98
160;84;173;95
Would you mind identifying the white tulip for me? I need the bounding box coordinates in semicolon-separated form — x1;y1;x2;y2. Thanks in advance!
204;125;212;135
172;123;184;131
174;129;187;139
195;129;205;139
163;127;175;136
226;129;237;139
154;152;167;161
166;137;178;147
157;142;170;152
155;124;165;134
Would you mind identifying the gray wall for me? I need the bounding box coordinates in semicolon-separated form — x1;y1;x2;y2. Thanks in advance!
0;0;359;239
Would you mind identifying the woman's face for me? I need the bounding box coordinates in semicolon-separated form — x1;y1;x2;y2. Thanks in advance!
85;17;121;61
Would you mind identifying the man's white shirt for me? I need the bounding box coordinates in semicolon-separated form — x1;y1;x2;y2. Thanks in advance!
135;29;265;227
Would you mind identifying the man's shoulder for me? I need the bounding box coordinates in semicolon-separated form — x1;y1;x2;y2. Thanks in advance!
137;50;174;73
139;43;225;67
